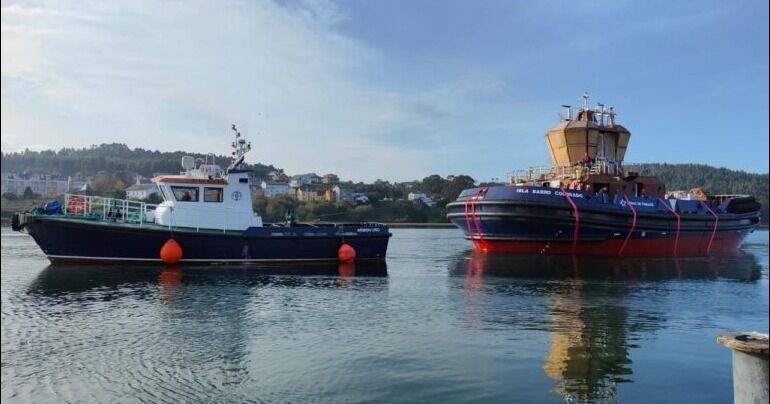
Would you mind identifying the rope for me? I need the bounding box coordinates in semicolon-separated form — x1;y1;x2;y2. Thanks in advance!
619;195;637;257
463;197;476;247
659;198;680;256
560;187;580;255
700;201;719;254
471;194;484;243
468;188;489;245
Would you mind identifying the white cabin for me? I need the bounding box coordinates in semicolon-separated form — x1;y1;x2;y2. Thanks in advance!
151;126;263;231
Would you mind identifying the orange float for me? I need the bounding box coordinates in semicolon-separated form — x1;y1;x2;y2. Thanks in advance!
337;243;356;263
160;239;183;264
66;196;88;215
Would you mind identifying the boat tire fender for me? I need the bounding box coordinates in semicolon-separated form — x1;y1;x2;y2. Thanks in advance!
726;197;761;214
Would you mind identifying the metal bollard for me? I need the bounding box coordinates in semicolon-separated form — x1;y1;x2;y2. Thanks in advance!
717;332;769;404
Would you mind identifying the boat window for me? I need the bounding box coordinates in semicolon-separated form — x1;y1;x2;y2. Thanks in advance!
204;187;223;202
171;186;199;202
158;185;170;201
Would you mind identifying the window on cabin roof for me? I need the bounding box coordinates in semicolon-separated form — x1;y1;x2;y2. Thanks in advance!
204;187;223;203
171;186;199;202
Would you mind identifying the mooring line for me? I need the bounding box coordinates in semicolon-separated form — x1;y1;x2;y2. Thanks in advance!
560;188;580;255
700;201;719;255
619;195;637;257
659;198;681;256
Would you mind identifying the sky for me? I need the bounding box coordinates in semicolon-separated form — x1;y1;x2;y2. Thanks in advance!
1;0;768;182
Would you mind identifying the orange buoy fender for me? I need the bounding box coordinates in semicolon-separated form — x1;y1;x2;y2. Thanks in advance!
160;239;183;264
338;243;356;263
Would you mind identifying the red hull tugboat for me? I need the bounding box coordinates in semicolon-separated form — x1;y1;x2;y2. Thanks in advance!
447;93;761;256
12;126;391;265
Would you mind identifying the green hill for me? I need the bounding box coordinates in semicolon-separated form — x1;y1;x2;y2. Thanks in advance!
0;143;278;180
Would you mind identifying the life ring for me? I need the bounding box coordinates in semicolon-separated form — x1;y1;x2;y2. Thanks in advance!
66;196;88;215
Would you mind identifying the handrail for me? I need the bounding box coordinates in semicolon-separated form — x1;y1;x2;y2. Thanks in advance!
507;160;627;184
64;193;157;226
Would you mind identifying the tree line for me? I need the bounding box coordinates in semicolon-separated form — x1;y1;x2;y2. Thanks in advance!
1;143;277;180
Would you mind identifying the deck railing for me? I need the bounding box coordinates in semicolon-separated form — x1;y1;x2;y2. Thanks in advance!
507;161;657;184
63;193;158;226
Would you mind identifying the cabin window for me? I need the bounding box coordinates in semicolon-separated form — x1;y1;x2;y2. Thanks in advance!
171;186;199;202
636;183;645;197
204;187;223;202
158;185;170;201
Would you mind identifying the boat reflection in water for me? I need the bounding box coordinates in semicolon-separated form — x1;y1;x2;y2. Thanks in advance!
27;261;389;298
22;261;388;401
452;252;761;402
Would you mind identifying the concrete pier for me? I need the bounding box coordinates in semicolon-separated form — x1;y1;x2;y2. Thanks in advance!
717;332;769;404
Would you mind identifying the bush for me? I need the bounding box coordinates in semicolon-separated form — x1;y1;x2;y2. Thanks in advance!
22;187;40;199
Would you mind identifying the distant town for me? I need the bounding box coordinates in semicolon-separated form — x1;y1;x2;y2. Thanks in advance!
0;170;438;207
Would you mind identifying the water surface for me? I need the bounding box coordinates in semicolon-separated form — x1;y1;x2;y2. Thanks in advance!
2;227;768;403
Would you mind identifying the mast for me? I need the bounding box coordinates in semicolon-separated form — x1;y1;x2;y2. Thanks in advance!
228;124;252;172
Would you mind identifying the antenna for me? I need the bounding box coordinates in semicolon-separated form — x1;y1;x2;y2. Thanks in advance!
228;124;253;172
581;91;590;110
597;102;605;126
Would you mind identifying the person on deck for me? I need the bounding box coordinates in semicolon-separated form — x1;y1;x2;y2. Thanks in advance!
598;187;610;203
581;152;593;168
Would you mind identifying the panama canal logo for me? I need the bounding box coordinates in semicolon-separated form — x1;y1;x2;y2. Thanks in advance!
231;190;242;201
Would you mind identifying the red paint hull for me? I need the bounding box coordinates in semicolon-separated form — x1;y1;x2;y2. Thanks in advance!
470;233;747;257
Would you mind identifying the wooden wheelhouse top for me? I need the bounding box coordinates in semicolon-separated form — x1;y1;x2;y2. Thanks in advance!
152;176;228;185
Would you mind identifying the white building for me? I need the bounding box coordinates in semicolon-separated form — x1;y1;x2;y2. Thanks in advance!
353;193;370;204
125;183;160;200
408;192;435;207
330;185;353;203
261;181;290;198
290;173;321;188
268;170;289;182
1;173;87;196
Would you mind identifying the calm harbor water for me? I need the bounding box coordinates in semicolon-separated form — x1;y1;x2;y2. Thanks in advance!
1;226;768;403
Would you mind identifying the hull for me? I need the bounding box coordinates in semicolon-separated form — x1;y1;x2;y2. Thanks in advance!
15;214;390;264
447;186;760;257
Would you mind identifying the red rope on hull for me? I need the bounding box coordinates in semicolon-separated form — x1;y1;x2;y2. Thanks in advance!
560;187;580;255
659;198;681;256
700;201;719;255
463;188;489;250
463;198;475;248
471;197;484;243
619;195;637;257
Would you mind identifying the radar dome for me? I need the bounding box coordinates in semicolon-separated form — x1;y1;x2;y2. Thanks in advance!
181;156;195;170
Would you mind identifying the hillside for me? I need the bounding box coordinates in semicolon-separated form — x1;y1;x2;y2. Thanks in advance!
0;143;278;180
